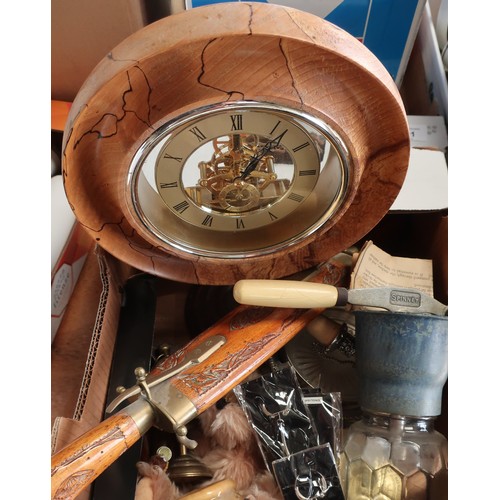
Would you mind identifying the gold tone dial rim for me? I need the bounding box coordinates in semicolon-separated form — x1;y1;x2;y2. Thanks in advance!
128;101;351;259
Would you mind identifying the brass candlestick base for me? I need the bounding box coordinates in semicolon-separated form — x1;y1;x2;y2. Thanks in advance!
168;444;213;486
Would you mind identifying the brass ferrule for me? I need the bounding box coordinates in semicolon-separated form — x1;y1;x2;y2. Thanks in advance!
123;398;155;435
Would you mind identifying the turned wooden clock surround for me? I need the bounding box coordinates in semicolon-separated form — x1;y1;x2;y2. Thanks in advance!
62;2;410;285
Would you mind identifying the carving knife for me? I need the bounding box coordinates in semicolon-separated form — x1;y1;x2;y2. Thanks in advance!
233;280;448;316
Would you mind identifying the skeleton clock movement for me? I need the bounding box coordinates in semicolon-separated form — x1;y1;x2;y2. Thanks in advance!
62;2;410;284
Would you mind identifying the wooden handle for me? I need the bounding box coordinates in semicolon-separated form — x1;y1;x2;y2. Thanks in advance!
233;279;344;308
51;399;154;500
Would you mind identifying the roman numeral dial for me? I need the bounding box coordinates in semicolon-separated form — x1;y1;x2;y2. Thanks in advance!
139;102;347;255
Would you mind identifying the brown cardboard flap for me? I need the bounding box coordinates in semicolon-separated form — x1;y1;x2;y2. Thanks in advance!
51;246;134;453
51;0;147;102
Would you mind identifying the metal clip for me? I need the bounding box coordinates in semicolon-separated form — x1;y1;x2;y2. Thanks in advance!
106;335;226;414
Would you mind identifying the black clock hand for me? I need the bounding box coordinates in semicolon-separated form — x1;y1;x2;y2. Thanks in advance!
239;130;287;179
239;145;271;179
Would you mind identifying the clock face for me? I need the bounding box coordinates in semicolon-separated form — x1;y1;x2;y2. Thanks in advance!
129;102;349;258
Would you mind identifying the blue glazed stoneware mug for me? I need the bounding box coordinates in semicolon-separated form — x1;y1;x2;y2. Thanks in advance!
354;311;448;416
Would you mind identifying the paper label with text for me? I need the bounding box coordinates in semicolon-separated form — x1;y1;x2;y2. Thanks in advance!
350;241;433;297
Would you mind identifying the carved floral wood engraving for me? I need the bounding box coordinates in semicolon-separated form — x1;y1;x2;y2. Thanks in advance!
52;469;94;500
177;332;280;395
229;307;274;331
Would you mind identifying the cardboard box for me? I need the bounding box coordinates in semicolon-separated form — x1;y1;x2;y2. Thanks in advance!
390;114;448;213
51;222;94;342
50;215;448;498
50;3;448;497
51;248;135;500
391;4;448;214
400;2;448;121
51;0;147;101
51;175;94;342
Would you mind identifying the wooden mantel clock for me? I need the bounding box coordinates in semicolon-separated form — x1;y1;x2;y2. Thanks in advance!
62;1;410;285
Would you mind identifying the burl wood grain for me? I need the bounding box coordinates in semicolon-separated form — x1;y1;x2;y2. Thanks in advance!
51;412;143;499
62;2;409;284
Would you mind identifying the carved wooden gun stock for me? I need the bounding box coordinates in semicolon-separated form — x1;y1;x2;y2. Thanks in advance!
51;256;349;499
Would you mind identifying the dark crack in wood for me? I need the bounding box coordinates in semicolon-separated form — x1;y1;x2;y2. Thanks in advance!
278;39;304;106
72;66;153;150
197;38;245;101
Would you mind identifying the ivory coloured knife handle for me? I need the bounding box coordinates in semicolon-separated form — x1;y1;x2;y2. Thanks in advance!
233;279;348;308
